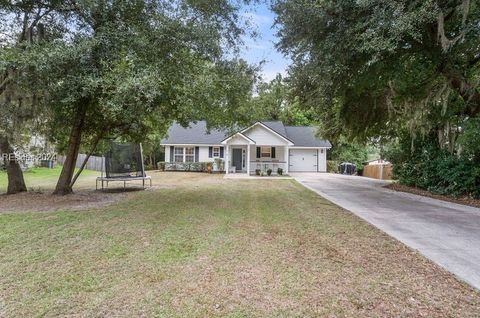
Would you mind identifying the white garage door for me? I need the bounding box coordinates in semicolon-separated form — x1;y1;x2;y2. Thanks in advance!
289;149;317;172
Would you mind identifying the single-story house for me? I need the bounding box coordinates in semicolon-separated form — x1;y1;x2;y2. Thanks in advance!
160;121;332;175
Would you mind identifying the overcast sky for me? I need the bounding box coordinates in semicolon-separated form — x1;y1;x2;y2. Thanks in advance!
239;2;290;82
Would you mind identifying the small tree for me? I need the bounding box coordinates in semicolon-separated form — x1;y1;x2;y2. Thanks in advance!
2;0;257;195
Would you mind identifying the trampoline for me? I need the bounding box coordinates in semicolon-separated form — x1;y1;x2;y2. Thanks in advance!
96;141;152;190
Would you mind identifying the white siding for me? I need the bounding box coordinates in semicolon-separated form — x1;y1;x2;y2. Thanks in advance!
243;125;289;146
163;145;222;163
165;146;170;163
199;146;215;162
228;135;250;145
318;148;327;172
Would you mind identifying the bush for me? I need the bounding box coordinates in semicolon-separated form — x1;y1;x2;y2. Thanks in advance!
327;160;338;173
267;168;272;176
144;164;155;171
357;167;363;176
164;162;211;172
255;169;261;176
277;168;283;175
386;136;480;198
157;162;165;171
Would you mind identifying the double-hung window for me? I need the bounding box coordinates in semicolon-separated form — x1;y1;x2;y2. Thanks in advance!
260;146;271;158
174;147;195;162
212;147;220;157
174;147;184;162
185;147;195;162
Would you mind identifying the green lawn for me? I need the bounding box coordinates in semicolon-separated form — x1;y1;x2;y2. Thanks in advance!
0;173;478;317
0;166;98;193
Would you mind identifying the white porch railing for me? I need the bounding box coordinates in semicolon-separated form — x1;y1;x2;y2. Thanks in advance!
249;161;287;175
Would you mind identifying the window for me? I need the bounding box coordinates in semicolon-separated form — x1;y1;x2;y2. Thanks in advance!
260;146;271;158
213;147;220;157
174;147;184;162
185;147;195;162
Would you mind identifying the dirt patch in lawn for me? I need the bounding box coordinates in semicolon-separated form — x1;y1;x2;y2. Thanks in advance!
0;190;128;213
0;171;221;213
386;183;480;208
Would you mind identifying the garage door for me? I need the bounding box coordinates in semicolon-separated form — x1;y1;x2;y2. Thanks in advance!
289;149;317;172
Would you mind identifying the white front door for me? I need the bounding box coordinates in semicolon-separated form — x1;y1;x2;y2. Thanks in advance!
289;149;317;172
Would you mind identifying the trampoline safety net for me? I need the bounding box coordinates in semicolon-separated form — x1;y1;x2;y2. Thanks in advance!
105;141;145;178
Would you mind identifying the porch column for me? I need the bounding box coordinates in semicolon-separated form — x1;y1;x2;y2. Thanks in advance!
225;145;229;174
247;145;251;175
284;146;289;174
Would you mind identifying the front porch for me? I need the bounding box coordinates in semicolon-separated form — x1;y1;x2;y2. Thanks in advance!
223;173;292;179
221;125;294;176
223;143;290;176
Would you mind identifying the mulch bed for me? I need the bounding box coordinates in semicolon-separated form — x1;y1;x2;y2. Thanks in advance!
386;183;480;209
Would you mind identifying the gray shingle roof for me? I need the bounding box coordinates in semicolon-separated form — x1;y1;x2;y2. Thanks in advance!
161;120;331;147
161;121;228;145
260;121;288;138
285;126;332;147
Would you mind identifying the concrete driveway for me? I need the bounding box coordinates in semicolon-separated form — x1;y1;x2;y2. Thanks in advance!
292;173;480;290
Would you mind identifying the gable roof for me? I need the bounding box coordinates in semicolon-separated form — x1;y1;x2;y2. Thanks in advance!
221;132;255;144
241;121;294;145
160;121;228;145
160;120;331;147
285;126;332;148
261;121;288;138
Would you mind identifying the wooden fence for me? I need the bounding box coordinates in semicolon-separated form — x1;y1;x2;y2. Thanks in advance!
57;154;104;172
362;164;392;180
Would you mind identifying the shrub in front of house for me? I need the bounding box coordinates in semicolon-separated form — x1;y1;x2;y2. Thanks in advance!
277;168;283;175
267;169;272;176
164;162;211;172
327;160;339;173
157;162;166;171
255;169;261;176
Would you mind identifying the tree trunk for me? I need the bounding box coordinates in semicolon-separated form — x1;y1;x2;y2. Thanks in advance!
69;130;105;189
53;104;88;195
0;136;27;194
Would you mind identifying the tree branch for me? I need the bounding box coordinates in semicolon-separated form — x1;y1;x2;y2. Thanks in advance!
69;128;107;188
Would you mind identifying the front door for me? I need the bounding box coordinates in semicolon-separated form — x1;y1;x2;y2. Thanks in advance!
232;148;243;172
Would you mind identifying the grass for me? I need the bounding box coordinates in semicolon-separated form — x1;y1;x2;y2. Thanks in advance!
0;172;479;317
0;166;98;193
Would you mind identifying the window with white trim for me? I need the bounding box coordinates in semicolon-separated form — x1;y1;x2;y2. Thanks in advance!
185;147;195;162
213;147;220;157
174;147;184;162
260;146;271;158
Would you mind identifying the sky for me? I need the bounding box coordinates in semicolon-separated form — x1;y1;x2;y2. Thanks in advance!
239;2;290;82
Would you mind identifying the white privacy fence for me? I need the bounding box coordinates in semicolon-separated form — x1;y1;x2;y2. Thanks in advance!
57;154;105;172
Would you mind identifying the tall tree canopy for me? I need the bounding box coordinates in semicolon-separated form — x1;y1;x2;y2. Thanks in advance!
274;0;480;196
274;0;480;144
248;74;316;125
1;0;257;194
